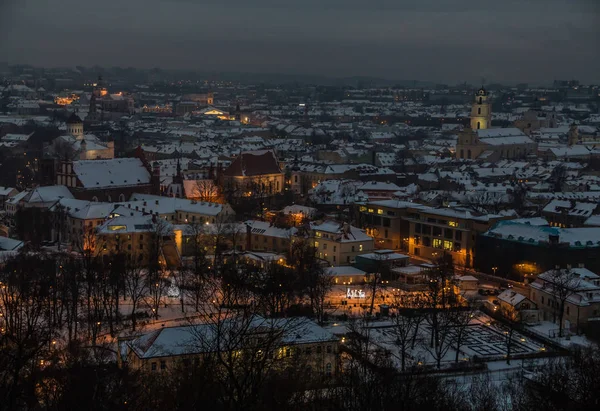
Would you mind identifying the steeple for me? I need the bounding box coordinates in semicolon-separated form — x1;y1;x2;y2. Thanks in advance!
173;157;183;185
470;87;492;130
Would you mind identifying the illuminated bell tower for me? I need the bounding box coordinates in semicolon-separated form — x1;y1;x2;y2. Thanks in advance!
470;87;492;130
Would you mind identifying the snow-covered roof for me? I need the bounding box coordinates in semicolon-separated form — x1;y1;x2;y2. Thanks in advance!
498;290;528;307
244;220;296;239
326;266;366;277
0;186;17;197
359;181;402;191
356;250;409;261
542;199;597;218
53;198;115;220
21;185;74;204
0;236;24;251
73;158;151;189
127;193;230;217
485;220;600;248
97;214;168;235
311;221;372;243
127;316;337;359
476;128;525;138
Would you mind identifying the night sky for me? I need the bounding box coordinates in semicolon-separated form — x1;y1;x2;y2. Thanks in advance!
1;0;598;84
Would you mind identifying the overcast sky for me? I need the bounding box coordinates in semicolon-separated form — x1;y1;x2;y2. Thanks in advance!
1;0;598;84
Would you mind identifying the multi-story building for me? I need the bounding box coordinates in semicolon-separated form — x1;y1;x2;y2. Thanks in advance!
244;220;296;254
120;317;340;378
529;267;600;334
358;201;508;268
56;157;159;202
310;221;374;266
96;214;179;267
221;150;285;198
476;221;600;279
405;207;509;268
357;200;414;251
541;199;598;228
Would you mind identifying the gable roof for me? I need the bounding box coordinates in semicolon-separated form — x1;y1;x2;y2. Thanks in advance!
222;150;282;177
498;290;529;307
72;158;151;189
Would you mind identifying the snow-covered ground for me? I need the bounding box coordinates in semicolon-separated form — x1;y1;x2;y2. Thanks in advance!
325;313;554;372
526;321;595;349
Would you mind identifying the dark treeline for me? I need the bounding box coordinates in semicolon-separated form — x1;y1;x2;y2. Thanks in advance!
1;248;599;411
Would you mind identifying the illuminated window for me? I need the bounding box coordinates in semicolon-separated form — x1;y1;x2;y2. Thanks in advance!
359;206;367;212
359;244;363;252
433;238;442;249
448;221;458;227
377;209;383;215
315;232;322;238
443;240;453;251
108;225;126;231
314;241;319;248
367;208;374;213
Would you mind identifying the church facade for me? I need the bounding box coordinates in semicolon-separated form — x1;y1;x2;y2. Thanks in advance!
456;88;537;161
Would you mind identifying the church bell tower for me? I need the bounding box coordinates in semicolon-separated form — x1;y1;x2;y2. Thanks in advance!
470;87;492;130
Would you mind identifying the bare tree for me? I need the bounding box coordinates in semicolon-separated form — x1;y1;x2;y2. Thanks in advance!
288;238;332;324
469;372;501;411
391;304;421;372
499;305;521;365
423;308;455;369
250;261;297;317
190;179;220;203
123;260;148;332
547;268;580;337
0;253;57;409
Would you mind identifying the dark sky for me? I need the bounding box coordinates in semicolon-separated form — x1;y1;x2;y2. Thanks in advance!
1;0;598;84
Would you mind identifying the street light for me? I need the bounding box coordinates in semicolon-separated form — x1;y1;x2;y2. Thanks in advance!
492;266;498;276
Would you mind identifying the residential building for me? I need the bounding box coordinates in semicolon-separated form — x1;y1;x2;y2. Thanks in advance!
542;199;598;228
310;221;374;266
529;268;600;334
244;220;296;254
0;186;19;207
120;317;340;378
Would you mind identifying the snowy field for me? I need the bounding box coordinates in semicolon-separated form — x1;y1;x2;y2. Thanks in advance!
347;313;550;370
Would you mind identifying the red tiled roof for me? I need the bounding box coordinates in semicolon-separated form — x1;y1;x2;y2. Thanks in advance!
222;150;282;177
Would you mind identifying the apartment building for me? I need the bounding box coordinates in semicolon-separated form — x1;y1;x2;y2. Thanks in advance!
310;221;374;266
